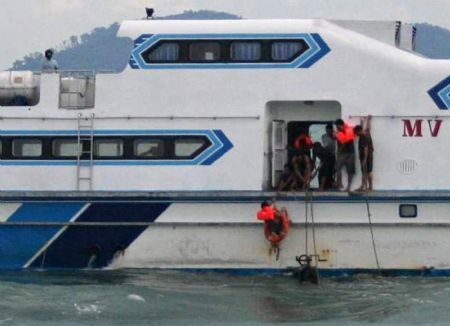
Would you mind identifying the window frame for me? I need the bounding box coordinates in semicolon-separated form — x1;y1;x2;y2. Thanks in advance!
12;138;43;158
142;41;181;63
270;40;308;62
188;41;222;63
173;136;210;159
93;138;124;159
133;138;166;159
399;204;418;218
230;41;262;62
52;138;81;158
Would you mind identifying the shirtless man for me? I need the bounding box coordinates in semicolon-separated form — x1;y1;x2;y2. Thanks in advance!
354;116;374;191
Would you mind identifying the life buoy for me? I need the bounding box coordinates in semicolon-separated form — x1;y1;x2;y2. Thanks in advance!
263;210;290;246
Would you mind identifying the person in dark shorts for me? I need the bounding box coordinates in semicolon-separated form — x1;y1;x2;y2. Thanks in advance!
334;119;356;192
312;142;335;191
277;164;295;192
354;115;374;191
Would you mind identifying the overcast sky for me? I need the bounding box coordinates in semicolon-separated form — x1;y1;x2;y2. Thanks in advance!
1;0;449;69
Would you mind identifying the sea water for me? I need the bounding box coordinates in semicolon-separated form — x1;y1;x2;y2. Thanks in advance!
0;270;448;325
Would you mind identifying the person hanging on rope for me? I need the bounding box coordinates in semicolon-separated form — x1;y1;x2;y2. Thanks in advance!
256;201;290;247
354;115;374;192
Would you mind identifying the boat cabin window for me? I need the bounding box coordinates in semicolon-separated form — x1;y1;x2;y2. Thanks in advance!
1;135;213;161
53;139;81;157
271;41;305;61
134;139;165;158
189;42;221;62
94;139;123;157
175;138;207;158
230;42;262;61
146;42;180;62
12;139;42;157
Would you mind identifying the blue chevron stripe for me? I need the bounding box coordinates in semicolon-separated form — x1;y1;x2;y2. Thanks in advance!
201;130;234;165
30;203;170;269
0;129;233;166
0;203;85;269
129;33;331;70
428;76;450;110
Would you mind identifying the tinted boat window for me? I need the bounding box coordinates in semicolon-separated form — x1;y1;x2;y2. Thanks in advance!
53;139;81;157
134;139;164;157
189;42;221;62
175;138;206;157
147;42;180;62
230;42;262;61
272;41;304;61
12;139;42;157
94;139;123;157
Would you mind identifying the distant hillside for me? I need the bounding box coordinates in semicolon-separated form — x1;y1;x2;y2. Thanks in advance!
9;11;450;71
162;10;241;20
415;23;450;59
10;10;240;72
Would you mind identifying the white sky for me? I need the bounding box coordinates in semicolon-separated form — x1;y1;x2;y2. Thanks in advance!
1;0;449;69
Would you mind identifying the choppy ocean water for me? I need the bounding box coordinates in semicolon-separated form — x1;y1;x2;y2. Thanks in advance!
0;270;448;325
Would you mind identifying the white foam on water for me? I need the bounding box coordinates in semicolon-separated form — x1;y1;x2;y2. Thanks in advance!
127;294;146;302
74;303;102;315
0;318;13;324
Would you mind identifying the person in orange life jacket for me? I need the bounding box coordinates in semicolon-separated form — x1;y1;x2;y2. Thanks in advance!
334;119;356;192
354;115;374;192
294;133;313;151
291;141;312;191
257;201;284;235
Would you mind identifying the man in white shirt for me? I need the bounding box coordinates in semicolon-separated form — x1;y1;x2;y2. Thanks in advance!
41;49;58;72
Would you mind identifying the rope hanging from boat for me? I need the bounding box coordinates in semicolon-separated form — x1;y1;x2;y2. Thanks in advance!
363;166;382;275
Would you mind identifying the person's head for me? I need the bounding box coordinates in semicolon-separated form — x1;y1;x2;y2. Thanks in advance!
354;125;363;136
325;123;333;136
44;49;54;60
334;119;345;132
261;201;270;209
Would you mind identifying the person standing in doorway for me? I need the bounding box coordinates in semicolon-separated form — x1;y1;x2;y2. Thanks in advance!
354;115;374;192
291;141;312;191
321;123;336;155
334;119;356;192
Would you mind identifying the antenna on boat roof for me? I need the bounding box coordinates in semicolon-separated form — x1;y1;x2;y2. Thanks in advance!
145;8;155;19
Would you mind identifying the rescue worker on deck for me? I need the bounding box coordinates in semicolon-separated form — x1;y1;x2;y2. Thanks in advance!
334;119;356;192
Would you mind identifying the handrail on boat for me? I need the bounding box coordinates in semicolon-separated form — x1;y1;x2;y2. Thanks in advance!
0;115;261;121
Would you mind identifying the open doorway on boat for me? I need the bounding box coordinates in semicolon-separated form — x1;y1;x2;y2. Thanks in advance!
264;101;342;190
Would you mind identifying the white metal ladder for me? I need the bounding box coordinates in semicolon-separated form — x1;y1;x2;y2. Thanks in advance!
76;113;95;191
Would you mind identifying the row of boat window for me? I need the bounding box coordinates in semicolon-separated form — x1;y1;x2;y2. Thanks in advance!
0;136;210;160
143;40;308;63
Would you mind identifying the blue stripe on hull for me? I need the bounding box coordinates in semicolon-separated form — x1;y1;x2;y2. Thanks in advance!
30;203;170;269
0;203;84;269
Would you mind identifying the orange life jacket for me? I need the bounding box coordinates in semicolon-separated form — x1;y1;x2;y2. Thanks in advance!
336;123;355;144
294;134;313;150
257;206;275;221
